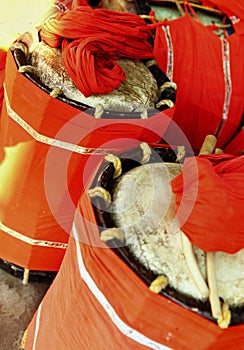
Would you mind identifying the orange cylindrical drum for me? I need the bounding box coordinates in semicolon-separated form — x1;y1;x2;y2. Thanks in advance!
24;189;244;350
0;49;173;272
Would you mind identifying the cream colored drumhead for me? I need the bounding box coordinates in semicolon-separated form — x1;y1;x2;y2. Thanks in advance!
30;42;159;112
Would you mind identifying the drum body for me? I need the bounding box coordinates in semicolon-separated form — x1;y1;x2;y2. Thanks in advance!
24;166;244;349
0;49;173;272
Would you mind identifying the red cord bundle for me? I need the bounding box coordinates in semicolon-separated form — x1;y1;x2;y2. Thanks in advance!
40;5;153;97
171;154;244;254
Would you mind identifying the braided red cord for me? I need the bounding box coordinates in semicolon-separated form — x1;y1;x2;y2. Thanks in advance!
41;5;153;97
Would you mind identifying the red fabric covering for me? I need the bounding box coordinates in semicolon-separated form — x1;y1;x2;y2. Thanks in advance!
201;0;244;34
40;5;153;97
171;154;244;254
24;191;244;350
224;128;244;155
153;12;244;152
0;50;7;113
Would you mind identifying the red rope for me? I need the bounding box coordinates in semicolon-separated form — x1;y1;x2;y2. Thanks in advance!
41;5;153;97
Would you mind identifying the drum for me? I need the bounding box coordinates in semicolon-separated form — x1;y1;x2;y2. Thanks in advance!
23;144;244;350
90;144;244;324
0;1;176;279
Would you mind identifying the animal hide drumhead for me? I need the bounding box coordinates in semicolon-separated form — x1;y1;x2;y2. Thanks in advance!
30;42;159;112
91;151;244;325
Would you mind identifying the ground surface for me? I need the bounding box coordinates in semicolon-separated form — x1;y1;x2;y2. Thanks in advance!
0;268;51;350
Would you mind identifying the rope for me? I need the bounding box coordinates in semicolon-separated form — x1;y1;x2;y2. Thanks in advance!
149;275;168;294
104;154;122;178
100;228;125;242
88;186;112;208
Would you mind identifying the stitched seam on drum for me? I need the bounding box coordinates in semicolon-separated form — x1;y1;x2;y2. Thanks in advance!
215;38;232;137
32;302;42;350
3;85;112;155
0;220;68;248
162;25;174;81
72;224;172;350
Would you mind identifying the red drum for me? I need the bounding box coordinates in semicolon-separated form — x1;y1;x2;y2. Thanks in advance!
24;145;244;349
0;40;174;274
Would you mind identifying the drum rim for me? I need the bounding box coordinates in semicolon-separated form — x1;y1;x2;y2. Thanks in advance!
12;45;175;120
0;258;57;283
